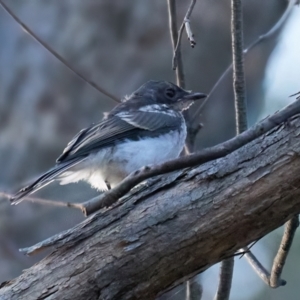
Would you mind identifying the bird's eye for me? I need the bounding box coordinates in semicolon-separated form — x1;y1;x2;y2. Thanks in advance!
165;88;176;99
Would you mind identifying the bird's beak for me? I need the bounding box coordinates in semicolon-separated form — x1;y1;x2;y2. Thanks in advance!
183;92;207;101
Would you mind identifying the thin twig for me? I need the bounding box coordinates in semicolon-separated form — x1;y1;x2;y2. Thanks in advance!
167;0;185;88
231;0;247;134
0;191;81;209
168;0;200;153
214;258;234;300
168;0;193;155
269;215;299;287
191;0;296;123
172;0;197;70
241;248;272;284
79;96;300;216
0;0;120;103
185;19;196;48
290;91;300;99
239;215;298;289
238;247;286;287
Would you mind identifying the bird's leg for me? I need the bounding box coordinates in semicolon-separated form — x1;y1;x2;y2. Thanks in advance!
105;181;111;190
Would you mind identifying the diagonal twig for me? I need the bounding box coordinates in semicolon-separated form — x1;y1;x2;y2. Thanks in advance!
239;247;287;287
172;0;197;70
191;0;296;124
290;91;300;99
0;191;81;209
0;0;120;103
269;215;299;287
239;215;299;288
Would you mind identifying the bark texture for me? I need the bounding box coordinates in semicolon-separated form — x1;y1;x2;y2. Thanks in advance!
1;111;300;299
0;0;286;283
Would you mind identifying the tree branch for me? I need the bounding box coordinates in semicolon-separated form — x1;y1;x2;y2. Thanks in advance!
269;215;299;287
239;215;299;288
167;0;185;88
238;247;287;287
167;0;199;153
172;0;197;70
214;258;234;300
2;110;300;299
231;0;247;134
0;0;120;103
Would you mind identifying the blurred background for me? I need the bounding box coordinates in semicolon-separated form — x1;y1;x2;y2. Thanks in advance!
0;0;299;299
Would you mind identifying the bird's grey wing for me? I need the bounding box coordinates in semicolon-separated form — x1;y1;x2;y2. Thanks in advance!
116;110;181;131
57;111;181;163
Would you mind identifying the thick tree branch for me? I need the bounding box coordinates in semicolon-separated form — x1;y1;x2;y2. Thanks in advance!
2;108;300;299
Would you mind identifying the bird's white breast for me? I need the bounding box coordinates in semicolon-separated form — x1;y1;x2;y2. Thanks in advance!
59;122;187;190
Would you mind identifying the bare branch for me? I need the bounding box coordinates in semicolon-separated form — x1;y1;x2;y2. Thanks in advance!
214;258;234;300
243;0;297;55
231;0;247;134
79;96;300;216
290;91;300;99
185;19;196;48
172;0;197;70
0;192;81;209
239;247;286;287
191;0;296;123
270;215;299;287
0;0;120;103
167;0;185;88
239;215;299;289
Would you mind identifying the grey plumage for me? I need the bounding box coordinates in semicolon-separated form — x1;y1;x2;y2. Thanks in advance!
11;80;206;203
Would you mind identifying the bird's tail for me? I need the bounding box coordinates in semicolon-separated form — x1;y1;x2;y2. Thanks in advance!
10;158;84;204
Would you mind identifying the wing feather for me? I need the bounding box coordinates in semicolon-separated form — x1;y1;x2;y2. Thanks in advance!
57;110;181;163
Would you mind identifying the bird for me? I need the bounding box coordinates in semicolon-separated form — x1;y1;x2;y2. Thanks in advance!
11;80;206;204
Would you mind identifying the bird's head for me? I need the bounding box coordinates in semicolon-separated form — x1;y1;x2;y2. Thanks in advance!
128;80;207;111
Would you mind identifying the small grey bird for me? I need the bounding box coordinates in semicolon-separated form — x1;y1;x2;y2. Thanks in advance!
11;80;206;203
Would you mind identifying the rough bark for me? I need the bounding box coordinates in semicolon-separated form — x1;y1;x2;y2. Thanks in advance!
1;112;300;299
0;0;286;283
